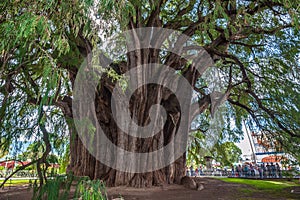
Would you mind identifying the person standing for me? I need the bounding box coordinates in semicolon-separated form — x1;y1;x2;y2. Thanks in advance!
271;163;276;178
249;164;255;177
231;165;235;177
244;165;249;177
186;166;190;176
235;165;239;177
258;164;263;179
190;165;194;176
276;163;282;178
262;163;266;178
266;163;271;178
195;167;199;177
238;165;242;177
198;165;203;176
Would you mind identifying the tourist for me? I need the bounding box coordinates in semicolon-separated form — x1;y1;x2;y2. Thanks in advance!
250;164;255;177
266;163;271;178
235;165;239;177
238;165;242;177
231;165;235;177
190;166;194;176
244;165;249;177
262;163;267;178
258;164;263;179
198;166;203;176
195;167;199;177
271;163;276;178
276;163;281;178
186;166;190;176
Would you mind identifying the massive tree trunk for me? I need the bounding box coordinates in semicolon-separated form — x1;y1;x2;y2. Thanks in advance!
67;89;185;186
67;76;189;187
63;28;212;187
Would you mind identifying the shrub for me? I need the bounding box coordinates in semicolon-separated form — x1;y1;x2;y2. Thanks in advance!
75;179;107;200
31;174;108;200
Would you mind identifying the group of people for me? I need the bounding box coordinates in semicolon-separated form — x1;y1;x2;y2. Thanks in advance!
231;162;282;179
186;162;284;178
186;165;204;177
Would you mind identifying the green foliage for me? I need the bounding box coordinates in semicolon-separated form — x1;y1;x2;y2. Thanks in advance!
32;175;74;200
19;142;44;161
58;144;70;174
0;0;97;157
0;145;8;159
188;104;243;167
212;142;242;166
187;131;242;167
32;174;107;200
75;179;107;200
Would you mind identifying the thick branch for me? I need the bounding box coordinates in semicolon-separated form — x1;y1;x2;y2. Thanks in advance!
146;0;165;27
190;95;211;124
204;48;251;89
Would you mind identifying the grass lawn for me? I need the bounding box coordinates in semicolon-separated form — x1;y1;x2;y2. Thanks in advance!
0;179;37;187
219;178;299;190
217;178;300;199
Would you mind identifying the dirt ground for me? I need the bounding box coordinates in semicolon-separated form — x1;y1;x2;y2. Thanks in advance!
0;177;299;200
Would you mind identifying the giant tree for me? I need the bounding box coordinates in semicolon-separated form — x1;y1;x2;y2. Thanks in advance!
0;0;299;187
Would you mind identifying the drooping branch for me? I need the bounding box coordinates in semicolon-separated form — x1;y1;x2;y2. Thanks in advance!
37;121;52;185
246;89;298;138
204;48;252;90
0;122;52;187
228;97;257;121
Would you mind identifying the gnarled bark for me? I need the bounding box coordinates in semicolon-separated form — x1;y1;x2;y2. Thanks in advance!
64;32;211;187
67;80;190;187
